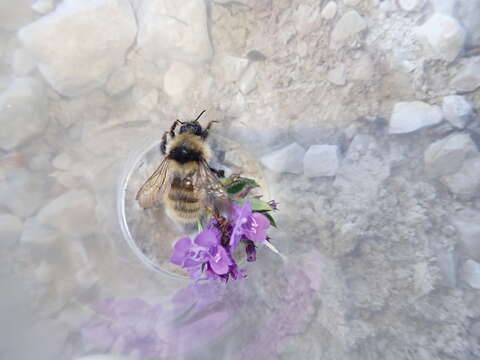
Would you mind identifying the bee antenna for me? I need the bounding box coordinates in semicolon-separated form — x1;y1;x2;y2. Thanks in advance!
194;109;207;122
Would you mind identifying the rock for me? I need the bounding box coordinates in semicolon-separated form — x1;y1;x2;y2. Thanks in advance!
457;0;480;48
450;56;480;93
327;65;346;86
462;260;480;289
261;143;306;174
330;10;367;49
0;0;33;31
52;153;73;170
0;214;23;248
351;53;374;81
137;0;212;64
415;14;465;63
163;62;195;98
472;320;480;338
389;101;443;134
430;0;456;14
18;0;137;96
441;157;480;197
424;133;478;177
238;64;257;94
321;1;338;20
12;48;36;76
212;54;249;83
0;77;48;151
398;0;425;12
451;209;480;262
437;252;456;288
442;96;473;129
105;66;135;96
130;86;159;113
344;0;360;6
303;145;340;177
32;0;55;14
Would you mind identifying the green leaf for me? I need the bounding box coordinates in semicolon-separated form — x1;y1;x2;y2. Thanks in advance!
263;212;278;228
237;198;273;212
226;181;247;194
225;177;260;194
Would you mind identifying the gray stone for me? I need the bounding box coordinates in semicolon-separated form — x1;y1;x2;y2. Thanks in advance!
32;0;55;14
0;78;48;151
137;0;212;64
238;64;257;94
11;48;36;76
344;0;360;6
105;66;135;96
389;101;443;134
451;209;480;262
416;14;465;63
431;0;456;14
457;0;480;48
327;65;346;86
424;133;478;177
212;54;249;83
0;0;33;31
442;157;480;197
450;57;480;93
398;0;425;11
350;52;374;81
0;214;23;248
462;260;480;289
261;143;306;174
442;95;473;129
163;62;195;98
18;0;137;96
303;145;340;177
52;153;73;170
321;1;338;20
472;320;480;338
437;252;456;288
330;10;367;49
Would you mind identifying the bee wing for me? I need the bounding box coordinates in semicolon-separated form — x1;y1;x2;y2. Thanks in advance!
195;159;229;212
135;158;173;209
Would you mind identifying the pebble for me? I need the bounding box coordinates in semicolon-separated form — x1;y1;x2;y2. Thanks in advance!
18;0;137;96
351;53;374;81
415;14;465;63
260;143;306;174
457;0;480;48
343;0;360;6
105;66;135;96
398;0;425;12
327;65;346;86
0;214;23;248
136;0;212;64
442;96;473;129
389;101;443;134
451;209;480;262
303;145;340;177
462;260;480;289
238;64;257;94
424;133;478;177
437;252;456;288
442;157;480;197
31;0;55;14
321;1;338;20
330;10;367;49
0;77;48;151
212;54;249;83
52;153;73;170
450;56;480;93
163;61;195;98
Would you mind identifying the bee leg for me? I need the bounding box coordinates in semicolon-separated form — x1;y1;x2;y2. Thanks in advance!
201;120;219;140
170;119;183;138
209;166;225;178
160;131;169;155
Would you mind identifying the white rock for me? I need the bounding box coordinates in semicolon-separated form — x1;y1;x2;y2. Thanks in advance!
416;14;465;63
398;0;425;12
12;48;36;76
430;0;456;15
330;10;367;49
442;157;480;197
442;96;473;129
137;0;212;64
450;56;480;93
0;0;33;31
238;64;257;94
424;133;478;177
130;86;159;113
451;209;480;262
32;0;55;14
457;0;480;47
18;0;137;96
0;77;48;151
344;0;360;5
212;54;249;83
0;214;23;247
437;252;456;288
351;53;374;81
303;145;340;177
52;153;73;170
261;143;306;174
389;101;443;134
321;1;338;19
105;66;135;96
327;65;346;86
163;62;195;98
462;260;480;289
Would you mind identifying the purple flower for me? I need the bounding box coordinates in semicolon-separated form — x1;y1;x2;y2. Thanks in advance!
230;201;270;250
170;229;233;279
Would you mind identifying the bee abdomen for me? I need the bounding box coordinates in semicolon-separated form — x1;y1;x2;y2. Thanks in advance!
165;185;202;223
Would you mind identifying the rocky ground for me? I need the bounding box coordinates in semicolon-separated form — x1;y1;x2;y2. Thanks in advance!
1;0;480;359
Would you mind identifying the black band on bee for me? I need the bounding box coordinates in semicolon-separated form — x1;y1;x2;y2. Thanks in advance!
168;145;202;164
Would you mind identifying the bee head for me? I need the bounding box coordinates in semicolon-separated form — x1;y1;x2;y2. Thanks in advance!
179;122;203;136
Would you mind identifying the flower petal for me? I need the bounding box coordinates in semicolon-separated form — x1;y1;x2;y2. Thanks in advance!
208;246;232;275
170;237;193;265
194;229;220;248
252;212;270;230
